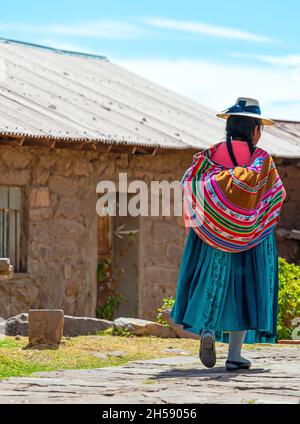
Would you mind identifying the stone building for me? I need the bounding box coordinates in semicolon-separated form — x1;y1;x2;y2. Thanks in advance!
0;39;299;320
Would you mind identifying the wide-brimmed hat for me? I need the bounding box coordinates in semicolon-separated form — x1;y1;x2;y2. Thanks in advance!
216;97;275;126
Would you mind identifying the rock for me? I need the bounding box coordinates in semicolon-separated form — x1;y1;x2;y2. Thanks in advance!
163;348;190;355
161;309;199;340
113;317;178;338
5;313;29;336
91;352;108;359
29;310;64;346
107;351;125;357
63;316;113;337
4;314;184;339
4;314;113;337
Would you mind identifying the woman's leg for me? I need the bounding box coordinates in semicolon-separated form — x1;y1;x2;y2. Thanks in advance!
227;330;248;361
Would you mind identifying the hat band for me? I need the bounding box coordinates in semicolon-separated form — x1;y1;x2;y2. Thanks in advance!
226;103;261;115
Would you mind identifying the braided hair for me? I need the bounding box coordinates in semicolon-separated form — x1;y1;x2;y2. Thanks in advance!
225;115;263;167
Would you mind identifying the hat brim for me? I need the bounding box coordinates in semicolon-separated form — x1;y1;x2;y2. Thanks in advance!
216;112;275;126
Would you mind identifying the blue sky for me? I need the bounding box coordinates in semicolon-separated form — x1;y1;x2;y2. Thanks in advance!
1;0;300;120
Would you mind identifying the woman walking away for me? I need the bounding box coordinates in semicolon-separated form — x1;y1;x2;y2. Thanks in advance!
170;97;286;371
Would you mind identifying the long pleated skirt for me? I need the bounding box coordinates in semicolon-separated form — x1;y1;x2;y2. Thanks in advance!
170;227;279;344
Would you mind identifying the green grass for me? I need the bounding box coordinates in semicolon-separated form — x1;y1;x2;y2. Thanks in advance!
0;335;298;381
0;334;208;380
0;339;21;349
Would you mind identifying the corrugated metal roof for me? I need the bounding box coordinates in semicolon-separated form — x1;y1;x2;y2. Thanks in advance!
0;38;300;157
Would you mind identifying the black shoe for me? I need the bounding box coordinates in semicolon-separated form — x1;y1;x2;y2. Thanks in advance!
199;331;216;368
225;359;251;371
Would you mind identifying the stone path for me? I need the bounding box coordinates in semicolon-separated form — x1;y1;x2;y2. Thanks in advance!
0;345;299;404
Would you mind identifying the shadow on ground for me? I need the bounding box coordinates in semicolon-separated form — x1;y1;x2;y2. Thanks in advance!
152;366;271;381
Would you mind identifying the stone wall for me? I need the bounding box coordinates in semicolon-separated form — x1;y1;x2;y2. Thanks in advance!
273;157;300;263
0;144;190;319
0;145;299;320
0;146;100;318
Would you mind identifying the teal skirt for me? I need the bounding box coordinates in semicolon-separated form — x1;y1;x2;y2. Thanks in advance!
170;227;279;344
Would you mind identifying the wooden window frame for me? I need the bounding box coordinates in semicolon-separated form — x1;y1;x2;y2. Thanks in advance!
0;186;24;273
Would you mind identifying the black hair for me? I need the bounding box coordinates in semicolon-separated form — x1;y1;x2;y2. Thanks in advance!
225;115;263;167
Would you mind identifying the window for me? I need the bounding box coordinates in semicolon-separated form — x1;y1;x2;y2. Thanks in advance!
0;186;22;272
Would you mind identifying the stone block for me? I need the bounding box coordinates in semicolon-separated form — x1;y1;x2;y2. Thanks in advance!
29;309;64;345
113;317;177;338
38;154;56;169
0;170;31;185
49;175;78;197
73;160;93;176
1;149;32;169
56;157;72;177
29;187;50;208
34;169;50;185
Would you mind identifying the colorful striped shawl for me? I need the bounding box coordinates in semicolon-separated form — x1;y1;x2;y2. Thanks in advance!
182;141;286;253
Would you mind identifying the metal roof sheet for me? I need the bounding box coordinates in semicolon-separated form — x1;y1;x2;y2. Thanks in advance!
0;38;300;157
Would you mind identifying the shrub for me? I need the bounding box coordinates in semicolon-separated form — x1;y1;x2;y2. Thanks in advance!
96;293;123;321
277;257;300;340
156;296;175;326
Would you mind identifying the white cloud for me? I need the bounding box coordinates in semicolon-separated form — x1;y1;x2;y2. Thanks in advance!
0;20;151;39
0;18;275;43
143;18;275;43
112;57;300;120
230;52;300;66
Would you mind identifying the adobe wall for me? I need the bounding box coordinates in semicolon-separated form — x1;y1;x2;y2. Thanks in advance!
0;145;189;319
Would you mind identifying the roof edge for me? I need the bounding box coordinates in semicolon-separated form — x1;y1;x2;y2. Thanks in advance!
0;37;108;61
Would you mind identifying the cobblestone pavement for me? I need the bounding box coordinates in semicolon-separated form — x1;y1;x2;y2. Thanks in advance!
0;345;299;404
